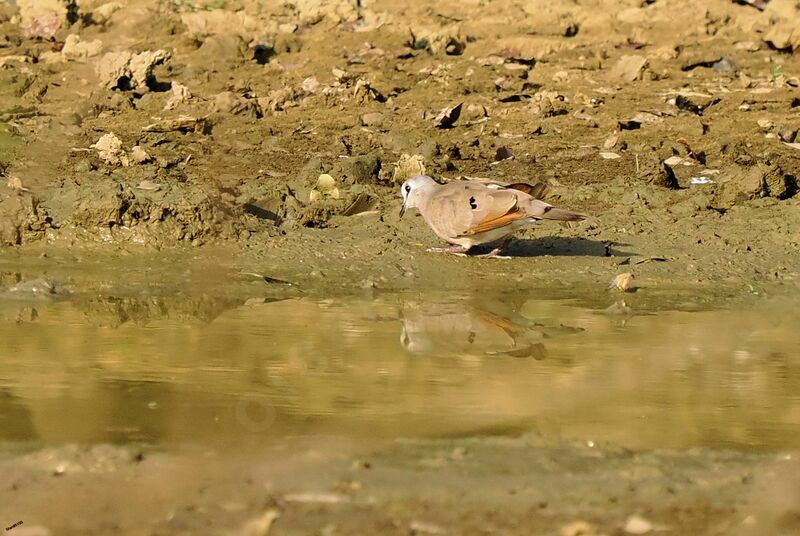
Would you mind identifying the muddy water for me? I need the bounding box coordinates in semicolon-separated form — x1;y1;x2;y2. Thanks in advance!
2;289;799;452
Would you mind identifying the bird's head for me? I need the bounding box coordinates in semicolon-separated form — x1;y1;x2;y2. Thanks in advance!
399;175;437;217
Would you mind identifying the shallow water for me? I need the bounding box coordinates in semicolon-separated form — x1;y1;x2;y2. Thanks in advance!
1;286;799;453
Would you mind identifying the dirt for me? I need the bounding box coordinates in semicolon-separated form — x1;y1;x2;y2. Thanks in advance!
2;0;800;533
2;434;800;536
0;0;797;292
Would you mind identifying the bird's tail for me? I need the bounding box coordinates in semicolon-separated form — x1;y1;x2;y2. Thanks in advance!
540;206;585;221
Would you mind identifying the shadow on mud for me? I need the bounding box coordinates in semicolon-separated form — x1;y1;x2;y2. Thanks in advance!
474;237;634;258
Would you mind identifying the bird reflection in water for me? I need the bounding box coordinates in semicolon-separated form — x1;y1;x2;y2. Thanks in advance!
398;299;583;359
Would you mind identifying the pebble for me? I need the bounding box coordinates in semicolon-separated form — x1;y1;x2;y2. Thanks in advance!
609;272;636;292
360;112;384;126
757;118;774;130
624;515;653;535
240;509;279;536
560;520;596;536
410;521;447;535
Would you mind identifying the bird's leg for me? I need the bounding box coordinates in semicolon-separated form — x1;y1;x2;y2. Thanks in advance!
426;245;468;256
474;237;513;259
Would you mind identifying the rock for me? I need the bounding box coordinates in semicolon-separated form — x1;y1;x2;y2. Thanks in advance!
61;34;103;60
181;9;260;41
409;521;447;535
129;146;151;164
433;102;462;128
778;127;797;143
7;277;57;296
763;166;795;199
18;0;76;39
360;112;384;127
392;153;426;183
408;26;464;55
96;49;171;91
136;180;161;192
603;131;620;149
653;163;680;189
338;153;380;184
624;515;653;534
92;133;127;166
282;492;350;503
213;92;262;118
764;22;800;52
89;2;122;25
164;83;191;111
142;116;208;133
240;509;279;536
71;183;134;228
309;174;339;202
713;164;776;209
463;103;489;122
609;273;636;292
608;55;648;82
300;76;320;93
757;118;775;131
560;520;597;536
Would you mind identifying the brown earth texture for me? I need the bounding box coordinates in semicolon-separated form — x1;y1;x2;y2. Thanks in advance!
0;0;798;294
2;0;800;535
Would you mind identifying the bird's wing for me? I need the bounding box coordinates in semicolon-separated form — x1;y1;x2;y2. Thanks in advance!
424;184;528;237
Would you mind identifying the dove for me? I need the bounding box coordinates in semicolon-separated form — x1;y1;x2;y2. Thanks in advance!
399;300;547;358
399;175;585;257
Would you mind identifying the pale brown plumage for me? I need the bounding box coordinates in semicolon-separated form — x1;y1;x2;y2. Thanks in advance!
399;175;584;254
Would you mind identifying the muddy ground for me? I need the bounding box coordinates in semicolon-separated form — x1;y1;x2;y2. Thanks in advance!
0;0;798;295
2;0;800;534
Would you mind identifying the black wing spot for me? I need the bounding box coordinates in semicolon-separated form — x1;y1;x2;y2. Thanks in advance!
469;196;478;209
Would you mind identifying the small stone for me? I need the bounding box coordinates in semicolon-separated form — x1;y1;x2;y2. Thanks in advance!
317;174;336;190
777;127;797;143
240;509;280;536
603;131;620;149
130;146;151;164
61;34;103;60
624;515;653;535
410;521;447;535
164;82;191;111
608;55;648;82
300;76;320;93
136;180;161;192
560;520;596;536
757;118;774;130
609;272;635;292
92;132;128;166
360;112;384;126
392;154;426;183
90;2;122;25
433;102;462;128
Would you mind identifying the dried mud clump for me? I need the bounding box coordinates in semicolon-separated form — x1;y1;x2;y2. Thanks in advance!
0;192;51;246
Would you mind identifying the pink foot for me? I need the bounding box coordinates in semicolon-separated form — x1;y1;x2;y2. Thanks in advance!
475;238;513;259
426;245;468;256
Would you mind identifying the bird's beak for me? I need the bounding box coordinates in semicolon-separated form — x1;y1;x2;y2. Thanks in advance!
399;202;406;218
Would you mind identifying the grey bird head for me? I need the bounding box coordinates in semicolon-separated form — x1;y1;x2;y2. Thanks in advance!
399;175;437;217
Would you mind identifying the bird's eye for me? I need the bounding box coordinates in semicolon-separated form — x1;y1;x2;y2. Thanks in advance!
405;185;411;193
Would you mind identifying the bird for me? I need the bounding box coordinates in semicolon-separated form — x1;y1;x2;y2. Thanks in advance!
399;175;585;258
399;299;548;358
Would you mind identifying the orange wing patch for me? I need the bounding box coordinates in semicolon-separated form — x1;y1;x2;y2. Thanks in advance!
464;203;527;235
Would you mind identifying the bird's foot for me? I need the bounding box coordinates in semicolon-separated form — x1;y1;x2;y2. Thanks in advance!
474;247;512;260
426;245;468;256
474;238;513;259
